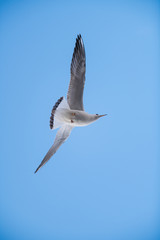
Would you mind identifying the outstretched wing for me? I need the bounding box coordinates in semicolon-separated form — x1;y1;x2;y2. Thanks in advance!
35;125;73;173
67;34;86;111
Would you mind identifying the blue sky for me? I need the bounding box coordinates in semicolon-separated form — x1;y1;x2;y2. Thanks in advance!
0;0;159;239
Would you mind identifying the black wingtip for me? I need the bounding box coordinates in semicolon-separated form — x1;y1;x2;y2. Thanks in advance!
34;166;40;174
50;96;63;129
74;34;84;52
77;34;83;42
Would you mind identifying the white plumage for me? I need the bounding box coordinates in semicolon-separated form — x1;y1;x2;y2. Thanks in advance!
35;35;106;173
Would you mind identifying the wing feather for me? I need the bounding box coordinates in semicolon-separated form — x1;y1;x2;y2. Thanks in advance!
67;34;86;110
34;125;73;173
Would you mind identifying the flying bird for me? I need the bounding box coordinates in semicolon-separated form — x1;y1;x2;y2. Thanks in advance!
35;34;106;173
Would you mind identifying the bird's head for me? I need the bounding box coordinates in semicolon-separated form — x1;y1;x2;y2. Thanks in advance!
94;113;107;119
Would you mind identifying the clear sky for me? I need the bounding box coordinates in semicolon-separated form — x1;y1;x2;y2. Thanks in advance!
0;0;159;239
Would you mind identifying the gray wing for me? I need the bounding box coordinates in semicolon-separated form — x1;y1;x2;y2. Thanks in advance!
34;125;73;173
67;34;86;110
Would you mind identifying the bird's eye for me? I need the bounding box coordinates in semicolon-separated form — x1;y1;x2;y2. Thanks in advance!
96;114;98;116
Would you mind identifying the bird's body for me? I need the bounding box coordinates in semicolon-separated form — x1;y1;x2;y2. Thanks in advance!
55;106;101;127
35;34;106;173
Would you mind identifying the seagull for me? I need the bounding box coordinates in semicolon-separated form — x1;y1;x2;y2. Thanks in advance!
35;34;106;173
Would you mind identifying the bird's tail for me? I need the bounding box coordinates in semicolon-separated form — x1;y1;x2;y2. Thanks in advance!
50;96;70;129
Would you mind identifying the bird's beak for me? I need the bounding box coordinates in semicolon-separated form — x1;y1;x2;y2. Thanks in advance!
99;114;107;118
